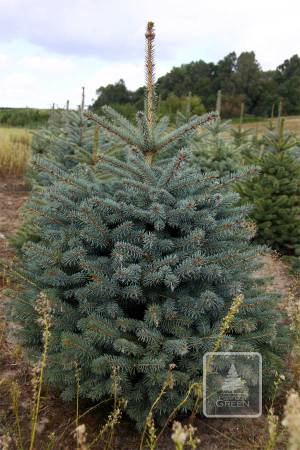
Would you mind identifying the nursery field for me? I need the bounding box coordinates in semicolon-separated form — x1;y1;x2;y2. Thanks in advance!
1;21;300;447
0;111;299;450
1;106;300;448
2;0;300;441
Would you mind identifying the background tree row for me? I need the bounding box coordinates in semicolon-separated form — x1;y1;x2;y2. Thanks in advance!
92;53;300;119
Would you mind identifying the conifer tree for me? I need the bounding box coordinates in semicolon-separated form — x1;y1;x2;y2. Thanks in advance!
8;22;288;428
190;95;250;177
12;96;122;251
238;119;300;255
190;118;242;177
29;99;122;186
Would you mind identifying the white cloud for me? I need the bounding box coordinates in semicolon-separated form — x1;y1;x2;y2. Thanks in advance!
0;0;299;67
0;72;39;107
84;60;172;100
0;53;10;69
0;0;299;107
21;55;75;73
1;72;36;89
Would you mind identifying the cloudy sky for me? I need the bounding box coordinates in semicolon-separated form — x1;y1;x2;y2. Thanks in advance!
0;0;299;108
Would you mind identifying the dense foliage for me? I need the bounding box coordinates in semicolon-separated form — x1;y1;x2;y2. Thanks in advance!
238;121;300;255
10;108;122;251
29;108;122;179
190;119;243;176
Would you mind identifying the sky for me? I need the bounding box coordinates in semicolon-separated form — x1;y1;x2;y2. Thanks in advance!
0;0;299;108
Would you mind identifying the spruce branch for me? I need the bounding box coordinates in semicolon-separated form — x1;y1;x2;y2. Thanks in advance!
26;207;65;225
84;111;137;147
81;86;85;112
97;153;144;180
101;105;138;139
129;148;157;183
136;111;153;152
156;111;219;153
80;205;110;238
210;166;258;191
159;149;189;187
168;172;219;193
31;157;87;192
145;21;156;130
92;126;100;165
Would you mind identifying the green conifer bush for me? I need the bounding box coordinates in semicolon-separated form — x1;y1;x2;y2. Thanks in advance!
8;23;288;428
230;102;258;164
238;120;300;256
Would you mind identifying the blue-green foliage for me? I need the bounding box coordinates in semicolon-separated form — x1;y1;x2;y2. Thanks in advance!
11;109;123;251
8;105;287;428
29;109;122;185
190;119;243;177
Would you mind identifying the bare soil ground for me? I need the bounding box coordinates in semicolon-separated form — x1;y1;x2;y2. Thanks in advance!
0;178;294;450
0;178;28;267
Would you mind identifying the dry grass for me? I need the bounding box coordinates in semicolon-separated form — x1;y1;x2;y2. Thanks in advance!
242;115;300;136
0;127;32;178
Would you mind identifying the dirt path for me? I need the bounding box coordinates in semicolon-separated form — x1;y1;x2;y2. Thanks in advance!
258;254;293;296
0;178;28;267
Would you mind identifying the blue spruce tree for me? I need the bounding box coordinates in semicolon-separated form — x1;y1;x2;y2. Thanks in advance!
7;22;288;428
190;118;242;177
190;95;247;178
11;91;122;251
30;88;122;186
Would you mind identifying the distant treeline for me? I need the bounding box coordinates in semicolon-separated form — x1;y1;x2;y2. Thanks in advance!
2;51;299;128
92;52;300;119
0;108;50;128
